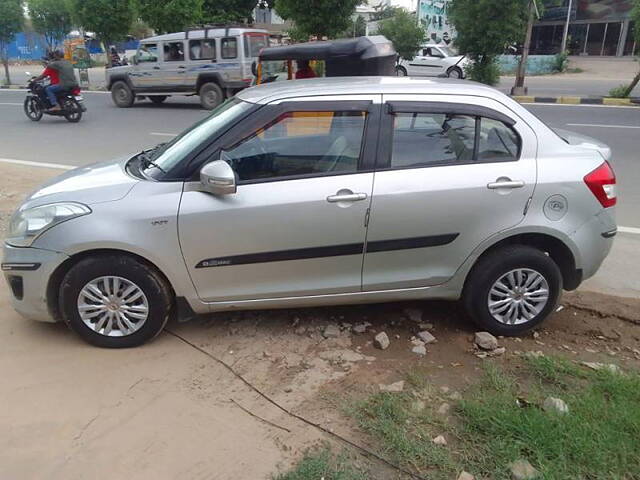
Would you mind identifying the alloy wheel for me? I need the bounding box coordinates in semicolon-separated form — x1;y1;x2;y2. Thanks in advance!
488;268;550;325
77;276;149;337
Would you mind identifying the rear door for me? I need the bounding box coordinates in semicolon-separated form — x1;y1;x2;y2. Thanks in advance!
178;95;381;302
407;47;446;77
160;40;189;88
185;37;217;88
362;94;537;291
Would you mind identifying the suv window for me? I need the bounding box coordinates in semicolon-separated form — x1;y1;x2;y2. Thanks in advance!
221;37;238;59
189;39;216;60
164;41;185;62
390;111;520;168
244;34;268;58
137;43;158;63
221;111;367;182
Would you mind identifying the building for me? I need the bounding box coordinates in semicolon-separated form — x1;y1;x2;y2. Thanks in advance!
417;0;455;46
532;0;637;56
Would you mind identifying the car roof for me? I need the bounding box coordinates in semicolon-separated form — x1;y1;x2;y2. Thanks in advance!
236;76;505;104
142;28;269;42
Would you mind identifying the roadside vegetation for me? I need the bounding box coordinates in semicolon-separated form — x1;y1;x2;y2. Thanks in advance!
327;356;640;479
274;447;367;480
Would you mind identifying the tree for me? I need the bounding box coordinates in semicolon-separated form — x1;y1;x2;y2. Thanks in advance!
0;0;24;86
449;0;531;85
353;14;366;37
619;0;640;97
201;0;257;23
275;0;362;39
71;0;135;66
29;0;73;49
370;2;402;21
138;0;203;34
377;9;425;61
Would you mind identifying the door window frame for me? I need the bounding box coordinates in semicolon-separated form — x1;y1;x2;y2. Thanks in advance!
376;101;522;171
187;99;382;184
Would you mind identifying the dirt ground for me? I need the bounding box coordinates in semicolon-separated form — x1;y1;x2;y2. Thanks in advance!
2;164;639;479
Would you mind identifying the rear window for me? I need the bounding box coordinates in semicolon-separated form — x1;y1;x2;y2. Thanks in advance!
221;37;238;59
189;39;216;61
244;34;269;57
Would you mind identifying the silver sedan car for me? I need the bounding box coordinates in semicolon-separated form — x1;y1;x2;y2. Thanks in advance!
3;77;617;347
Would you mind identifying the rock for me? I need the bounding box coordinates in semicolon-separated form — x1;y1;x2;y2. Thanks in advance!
525;350;545;359
352;323;369;334
449;391;462;401
374;332;390;350
417;330;437;344
419;322;434;330
474;331;499;351
294;326;307;335
379;380;404;393
532;331;540;339
543;396;569;415
323;324;341;338
319;349;365;363
475;352;488;359
411;399;426;412
284;386;293;393
432;435;447;445
404;307;423;323
510;459;539;480
457;472;475;480
437;402;450;415
585;348;598;354
581;361;622;374
489;346;507;357
411;345;427;356
440;386;450;394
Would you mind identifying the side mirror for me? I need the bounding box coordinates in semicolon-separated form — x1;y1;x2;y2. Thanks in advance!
200;160;236;195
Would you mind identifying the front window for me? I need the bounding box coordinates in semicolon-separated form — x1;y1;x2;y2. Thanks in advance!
244;34;269;58
221;110;367;182
141;98;254;179
137;43;158;62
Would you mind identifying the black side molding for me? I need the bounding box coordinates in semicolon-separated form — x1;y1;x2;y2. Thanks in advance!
601;229;617;238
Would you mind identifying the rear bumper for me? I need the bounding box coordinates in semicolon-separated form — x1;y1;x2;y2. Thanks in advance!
2;244;68;323
569;209;616;282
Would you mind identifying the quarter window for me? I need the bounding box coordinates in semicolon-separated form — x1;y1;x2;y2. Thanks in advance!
221;37;238;59
189;39;216;60
390;111;520;168
137;43;158;62
221;111;367;182
164;41;185;62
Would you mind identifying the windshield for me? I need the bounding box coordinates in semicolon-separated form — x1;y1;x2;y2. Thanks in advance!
142;98;254;179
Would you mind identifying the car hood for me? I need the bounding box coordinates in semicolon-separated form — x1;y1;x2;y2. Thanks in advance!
21;157;139;210
553;128;612;161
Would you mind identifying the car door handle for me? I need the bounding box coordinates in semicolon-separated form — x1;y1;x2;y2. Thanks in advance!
326;193;367;203
153;66;160;69
487;179;525;190
178;66;186;69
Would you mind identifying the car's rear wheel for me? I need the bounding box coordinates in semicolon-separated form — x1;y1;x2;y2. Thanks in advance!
395;66;408;77
463;245;562;336
59;255;173;348
447;67;463;79
111;81;135;108
199;82;224;110
149;95;167;104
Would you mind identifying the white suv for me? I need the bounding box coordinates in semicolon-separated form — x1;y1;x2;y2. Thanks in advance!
397;44;469;78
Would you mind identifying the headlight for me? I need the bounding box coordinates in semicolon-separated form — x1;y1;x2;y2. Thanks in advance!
7;202;91;247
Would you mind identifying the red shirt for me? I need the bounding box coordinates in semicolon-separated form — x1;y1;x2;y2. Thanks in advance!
295;67;316;80
43;66;59;85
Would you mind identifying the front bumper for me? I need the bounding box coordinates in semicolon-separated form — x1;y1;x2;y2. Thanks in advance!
2;244;69;323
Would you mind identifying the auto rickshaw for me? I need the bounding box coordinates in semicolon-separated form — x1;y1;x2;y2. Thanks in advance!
254;35;397;84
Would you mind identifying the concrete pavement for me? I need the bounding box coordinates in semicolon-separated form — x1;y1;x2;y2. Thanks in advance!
0;89;638;299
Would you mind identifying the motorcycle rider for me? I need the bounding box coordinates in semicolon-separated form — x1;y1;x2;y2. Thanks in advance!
33;50;78;112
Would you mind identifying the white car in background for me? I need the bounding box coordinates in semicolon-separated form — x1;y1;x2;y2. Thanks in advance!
397;45;469;79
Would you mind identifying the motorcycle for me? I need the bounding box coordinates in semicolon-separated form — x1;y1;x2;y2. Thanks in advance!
23;77;87;123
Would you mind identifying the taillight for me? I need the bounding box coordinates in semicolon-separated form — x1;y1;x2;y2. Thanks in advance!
71;87;81;95
584;161;616;208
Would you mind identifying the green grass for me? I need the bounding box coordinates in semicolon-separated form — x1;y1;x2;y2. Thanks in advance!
609;84;631;98
347;357;640;480
273;447;367;480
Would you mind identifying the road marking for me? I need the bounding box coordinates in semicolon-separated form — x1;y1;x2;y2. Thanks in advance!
0;102;22;106
567;123;640;129
0;158;74;170
150;132;177;137
619;226;640;235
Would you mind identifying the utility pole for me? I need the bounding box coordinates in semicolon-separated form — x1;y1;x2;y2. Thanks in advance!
511;0;536;96
560;0;573;53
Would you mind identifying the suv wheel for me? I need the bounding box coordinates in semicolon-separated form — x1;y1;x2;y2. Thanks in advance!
111;81;135;108
59;255;173;348
199;82;224;110
463;245;562;336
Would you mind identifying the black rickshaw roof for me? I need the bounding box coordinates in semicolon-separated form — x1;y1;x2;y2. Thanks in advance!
259;35;396;62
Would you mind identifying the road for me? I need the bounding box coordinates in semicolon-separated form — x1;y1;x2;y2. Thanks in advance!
0;88;638;297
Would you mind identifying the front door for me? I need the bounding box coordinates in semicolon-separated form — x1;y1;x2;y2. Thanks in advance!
130;42;163;88
407;47;446;76
179;97;380;302
362;94;537;291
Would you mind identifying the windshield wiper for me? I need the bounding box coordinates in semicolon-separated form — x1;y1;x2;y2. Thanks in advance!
138;145;167;174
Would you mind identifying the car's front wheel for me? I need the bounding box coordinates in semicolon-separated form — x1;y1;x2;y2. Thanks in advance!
463;245;562;336
111;81;135;108
59;255;173;348
447;67;463;79
395;65;408;77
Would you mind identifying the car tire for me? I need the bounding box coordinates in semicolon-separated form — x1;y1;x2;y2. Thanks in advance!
149;95;167;104
463;245;562;336
395;66;408;77
447;67;463;79
111;81;135;108
199;82;224;110
59;255;173;348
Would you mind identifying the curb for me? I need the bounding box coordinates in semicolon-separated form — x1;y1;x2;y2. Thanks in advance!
512;95;640;106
